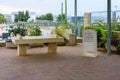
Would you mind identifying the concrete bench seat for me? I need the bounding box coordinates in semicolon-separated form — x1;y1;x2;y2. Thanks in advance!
11;36;64;56
0;40;6;47
5;38;17;48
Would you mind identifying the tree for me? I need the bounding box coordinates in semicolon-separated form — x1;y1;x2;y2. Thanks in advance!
40;15;47;20
45;13;53;20
57;14;66;21
57;14;67;24
14;14;19;22
24;10;30;22
36;16;41;20
18;11;24;21
14;10;30;22
36;13;53;21
0;14;6;23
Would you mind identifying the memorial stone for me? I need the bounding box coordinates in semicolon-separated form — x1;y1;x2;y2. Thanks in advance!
82;29;97;57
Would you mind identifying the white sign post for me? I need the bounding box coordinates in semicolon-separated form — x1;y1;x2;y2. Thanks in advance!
82;29;97;57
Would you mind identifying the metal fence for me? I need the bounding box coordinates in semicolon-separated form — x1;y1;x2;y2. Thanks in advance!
91;11;108;25
90;10;120;31
90;10;120;25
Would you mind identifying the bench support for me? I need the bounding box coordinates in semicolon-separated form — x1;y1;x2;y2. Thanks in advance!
48;43;57;54
18;44;26;56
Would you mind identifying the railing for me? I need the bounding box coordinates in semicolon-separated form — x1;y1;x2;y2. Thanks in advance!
90;10;120;25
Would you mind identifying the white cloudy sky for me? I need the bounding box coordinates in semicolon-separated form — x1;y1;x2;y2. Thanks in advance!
0;0;120;16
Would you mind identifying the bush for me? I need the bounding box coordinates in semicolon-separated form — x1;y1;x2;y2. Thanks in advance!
117;41;120;55
85;26;107;47
27;25;41;36
8;26;27;36
85;26;107;42
80;26;83;37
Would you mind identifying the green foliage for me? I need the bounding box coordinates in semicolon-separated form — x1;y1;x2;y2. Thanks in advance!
56;14;67;24
55;26;64;35
14;10;30;22
80;26;83;37
94;23;107;30
37;15;46;20
55;27;67;40
55;24;73;41
58;24;71;29
45;13;53;20
24;10;30;22
27;25;41;36
85;26;107;47
111;19;120;31
0;14;6;23
117;41;120;55
101;30;107;42
36;13;53;21
57;14;66;21
8;26;27;36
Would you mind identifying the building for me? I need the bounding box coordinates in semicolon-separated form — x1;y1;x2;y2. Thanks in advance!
11;12;18;22
71;16;84;22
28;12;36;22
3;14;12;22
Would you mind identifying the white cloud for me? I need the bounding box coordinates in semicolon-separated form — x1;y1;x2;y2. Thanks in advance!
0;4;55;15
0;5;23;14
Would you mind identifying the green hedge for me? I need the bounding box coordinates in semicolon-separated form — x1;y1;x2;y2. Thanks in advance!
85;26;107;42
85;26;107;47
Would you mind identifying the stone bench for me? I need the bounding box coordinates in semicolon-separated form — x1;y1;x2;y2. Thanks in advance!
11;36;64;56
0;40;6;47
6;39;17;48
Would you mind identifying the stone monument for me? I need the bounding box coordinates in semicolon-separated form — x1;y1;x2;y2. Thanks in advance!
82;29;97;57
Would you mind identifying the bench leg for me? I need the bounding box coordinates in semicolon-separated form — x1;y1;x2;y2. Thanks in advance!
17;44;26;56
48;43;57;54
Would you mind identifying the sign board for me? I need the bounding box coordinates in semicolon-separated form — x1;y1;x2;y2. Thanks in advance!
82;29;97;57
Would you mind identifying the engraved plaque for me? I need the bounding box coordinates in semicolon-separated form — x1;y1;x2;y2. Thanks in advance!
82;29;97;57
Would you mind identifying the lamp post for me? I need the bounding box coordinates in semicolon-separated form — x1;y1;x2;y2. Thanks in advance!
107;0;111;55
75;0;77;36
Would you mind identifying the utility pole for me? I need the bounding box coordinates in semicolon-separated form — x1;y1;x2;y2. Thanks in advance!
61;2;63;15
65;0;67;24
61;2;63;22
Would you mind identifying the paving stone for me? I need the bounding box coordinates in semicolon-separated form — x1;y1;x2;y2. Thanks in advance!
0;44;120;80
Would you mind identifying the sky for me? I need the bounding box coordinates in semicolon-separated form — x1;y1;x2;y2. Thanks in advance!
0;0;120;16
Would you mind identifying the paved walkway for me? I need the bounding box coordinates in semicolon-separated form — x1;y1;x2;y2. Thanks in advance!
0;44;120;80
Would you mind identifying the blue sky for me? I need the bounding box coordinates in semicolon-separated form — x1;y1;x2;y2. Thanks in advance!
0;0;120;16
